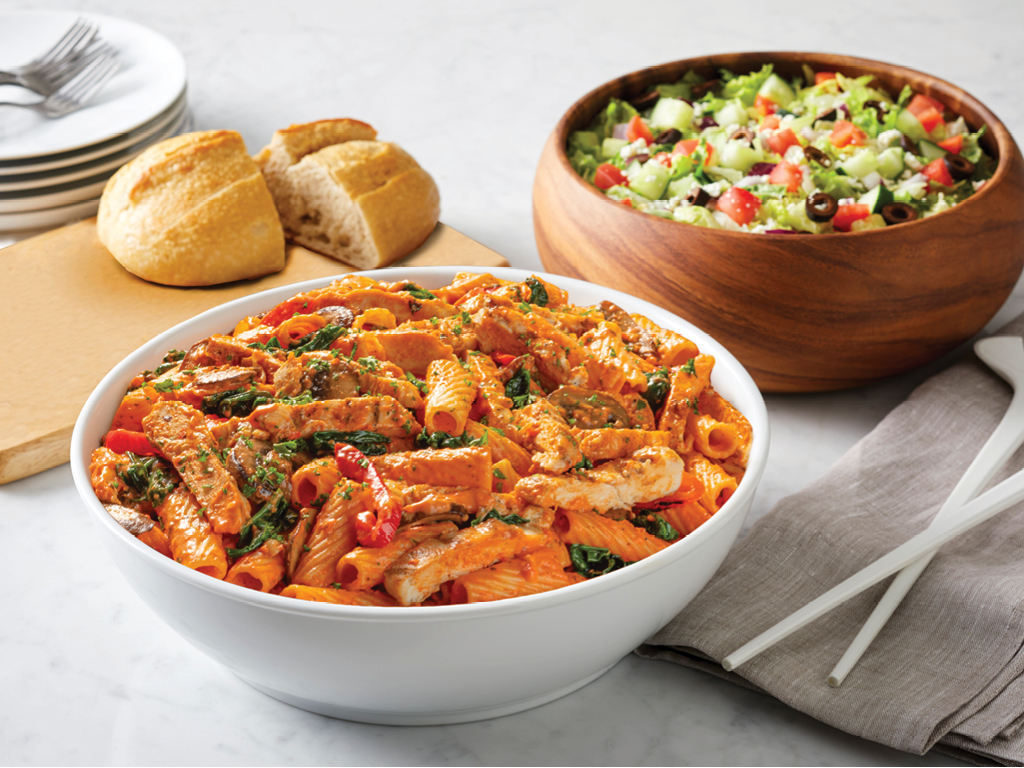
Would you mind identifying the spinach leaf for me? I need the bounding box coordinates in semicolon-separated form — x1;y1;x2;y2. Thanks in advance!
471;509;530;527
505;367;536;409
226;496;297;558
414;430;488;450
642;368;670;412
310;430;390;456
201;387;274;418
631;513;680;542
403;283;437;301
247;337;282;353
568;544;629;579
290;325;348;356
118;452;176;508
525;277;549;307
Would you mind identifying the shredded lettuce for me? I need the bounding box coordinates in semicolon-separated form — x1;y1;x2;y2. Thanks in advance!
720;63;773;107
589;98;639;141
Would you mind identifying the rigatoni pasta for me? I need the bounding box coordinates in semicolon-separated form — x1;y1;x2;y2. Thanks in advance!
90;273;751;607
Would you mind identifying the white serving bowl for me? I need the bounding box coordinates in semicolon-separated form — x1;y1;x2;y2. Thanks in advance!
70;266;769;725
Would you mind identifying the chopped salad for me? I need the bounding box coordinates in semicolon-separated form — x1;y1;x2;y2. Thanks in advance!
568;64;995;233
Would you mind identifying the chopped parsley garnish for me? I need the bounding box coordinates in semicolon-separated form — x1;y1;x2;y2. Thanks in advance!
415;430;489;450
492;468;506;480
682;358;697;376
152;379;177;393
525;277;549;307
568;544;629;579
471;509;530;527
641;368;670;413
247;336;283;353
571;456;593;472
631;513;680;542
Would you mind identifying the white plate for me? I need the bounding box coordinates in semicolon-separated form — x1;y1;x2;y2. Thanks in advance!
0;109;193;230
0;10;187;160
0;90;187;175
0;101;189;191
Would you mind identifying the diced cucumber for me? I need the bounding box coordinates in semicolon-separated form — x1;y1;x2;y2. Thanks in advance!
718;141;763;173
649;98;695;132
673;204;722;228
668;154;695;179
785;201;831;234
876;147;904;180
624;159;644;181
787;114;816;135
858;183;894;213
570;131;600;153
707;166;743;182
602;138;628;160
896;109;927;140
667;175;699;199
851;213;887;231
918;140;947;162
839;148;879;178
713;99;749;128
630;160;670;200
758;73;795;108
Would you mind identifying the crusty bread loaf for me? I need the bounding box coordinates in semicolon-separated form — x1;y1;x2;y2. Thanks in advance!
98;130;285;286
256;120;440;270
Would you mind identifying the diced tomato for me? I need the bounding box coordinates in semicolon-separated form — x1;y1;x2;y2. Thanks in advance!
652;151;674;167
673;139;714;166
491;352;517;366
832;203;871;232
768;161;803;192
620;198;634;207
830;120;867;148
922;157;955;188
717;186;761;226
937;135;963;154
626;114;653;145
754;93;777;116
594;163;628;190
765;127;801;157
815;71;836;85
907;94;943;133
759;114;781;131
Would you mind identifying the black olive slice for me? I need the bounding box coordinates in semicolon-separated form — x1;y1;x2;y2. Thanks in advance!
630;91;661;110
803;146;832;168
900;134;919;155
684;186;710;207
943;153;975;181
815;108;837;122
729;126;754;145
653;128;682;145
881;203;919;226
863;100;887;121
632;153;650;166
805;191;838;222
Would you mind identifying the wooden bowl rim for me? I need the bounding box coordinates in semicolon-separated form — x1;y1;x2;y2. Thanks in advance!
550;51;1017;239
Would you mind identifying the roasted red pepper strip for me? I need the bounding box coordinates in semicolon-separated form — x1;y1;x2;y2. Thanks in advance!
632;473;704;509
103;429;162;457
491;352;517;367
334;443;403;548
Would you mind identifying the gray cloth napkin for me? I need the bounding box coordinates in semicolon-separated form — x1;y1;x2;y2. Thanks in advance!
637;313;1024;766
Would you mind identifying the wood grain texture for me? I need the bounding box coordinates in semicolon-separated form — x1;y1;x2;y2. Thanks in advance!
0;219;508;485
533;52;1024;392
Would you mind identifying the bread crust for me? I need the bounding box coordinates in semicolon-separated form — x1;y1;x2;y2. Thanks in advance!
98;130;285;286
256;122;439;269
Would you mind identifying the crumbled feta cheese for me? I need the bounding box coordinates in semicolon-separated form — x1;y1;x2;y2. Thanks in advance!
692;102;704;117
800;171;816;195
801;127;820;142
734;174;770;188
862;172;882;190
877;129;902;148
783;145;805;165
900;169;913;180
904;152;924;172
947;117;967;137
701;181;727;197
724;123;740;136
619;138;648;162
973;179;987;192
665;196;682;211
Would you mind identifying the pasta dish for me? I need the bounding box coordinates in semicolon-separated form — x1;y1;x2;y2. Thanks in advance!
89;272;751;607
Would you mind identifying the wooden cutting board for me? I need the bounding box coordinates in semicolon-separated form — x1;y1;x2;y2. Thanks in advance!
0;219;509;485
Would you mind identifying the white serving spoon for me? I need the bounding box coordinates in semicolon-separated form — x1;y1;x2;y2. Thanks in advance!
828;336;1024;686
722;337;1024;674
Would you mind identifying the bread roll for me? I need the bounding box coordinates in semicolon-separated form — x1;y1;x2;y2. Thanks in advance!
98;130;285;286
256;120;440;270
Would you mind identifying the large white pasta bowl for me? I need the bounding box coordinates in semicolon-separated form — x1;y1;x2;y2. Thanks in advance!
71;266;769;725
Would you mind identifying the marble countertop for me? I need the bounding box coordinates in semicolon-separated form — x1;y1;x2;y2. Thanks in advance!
3;0;1022;764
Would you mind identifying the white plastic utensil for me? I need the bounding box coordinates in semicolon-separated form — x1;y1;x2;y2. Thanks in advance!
828;336;1024;686
722;350;1024;672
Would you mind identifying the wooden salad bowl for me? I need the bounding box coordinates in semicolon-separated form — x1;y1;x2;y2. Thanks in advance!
533;52;1024;392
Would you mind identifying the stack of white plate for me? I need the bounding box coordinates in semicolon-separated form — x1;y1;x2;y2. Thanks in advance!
0;11;191;231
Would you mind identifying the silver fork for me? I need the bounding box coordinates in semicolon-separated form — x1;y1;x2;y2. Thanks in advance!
0;18;99;95
0;51;119;118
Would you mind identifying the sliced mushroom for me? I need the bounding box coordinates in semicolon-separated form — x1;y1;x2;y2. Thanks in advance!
315;305;356;327
599;301;656;359
548;385;631;430
104;503;155;536
227;428;292;505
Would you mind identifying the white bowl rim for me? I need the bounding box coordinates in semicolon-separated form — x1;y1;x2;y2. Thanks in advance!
71;266;769;623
